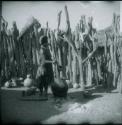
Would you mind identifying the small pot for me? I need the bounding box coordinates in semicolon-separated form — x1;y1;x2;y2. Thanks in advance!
24;74;33;87
73;83;80;89
11;78;17;87
4;81;11;88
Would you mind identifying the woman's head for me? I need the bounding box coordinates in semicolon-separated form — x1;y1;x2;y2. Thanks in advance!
39;35;48;47
12;21;17;29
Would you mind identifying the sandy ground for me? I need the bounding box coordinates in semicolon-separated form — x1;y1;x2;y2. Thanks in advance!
1;86;122;124
43;92;122;124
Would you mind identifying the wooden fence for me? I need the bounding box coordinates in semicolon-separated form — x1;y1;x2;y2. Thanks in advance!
0;6;121;93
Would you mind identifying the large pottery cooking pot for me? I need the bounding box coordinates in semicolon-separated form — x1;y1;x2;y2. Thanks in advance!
51;78;68;98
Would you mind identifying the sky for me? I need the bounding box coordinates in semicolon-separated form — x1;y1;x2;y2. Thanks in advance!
2;1;120;32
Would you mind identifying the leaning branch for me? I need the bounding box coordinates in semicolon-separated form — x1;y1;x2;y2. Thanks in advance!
82;47;97;64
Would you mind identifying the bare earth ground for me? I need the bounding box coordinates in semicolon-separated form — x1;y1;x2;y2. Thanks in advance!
1;86;122;124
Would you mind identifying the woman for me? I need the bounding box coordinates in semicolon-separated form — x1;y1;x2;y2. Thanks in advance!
36;36;54;97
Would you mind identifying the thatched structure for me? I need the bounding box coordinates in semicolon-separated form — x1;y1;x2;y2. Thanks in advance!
19;17;41;39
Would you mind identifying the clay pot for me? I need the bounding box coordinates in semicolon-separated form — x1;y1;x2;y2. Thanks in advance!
24;74;33;87
17;77;24;86
4;78;17;88
73;83;80;89
51;78;68;98
4;81;11;88
11;78;17;87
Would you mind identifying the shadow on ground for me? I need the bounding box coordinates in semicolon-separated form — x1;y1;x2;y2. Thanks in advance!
1;90;58;124
1;87;104;124
85;84;118;94
68;91;103;104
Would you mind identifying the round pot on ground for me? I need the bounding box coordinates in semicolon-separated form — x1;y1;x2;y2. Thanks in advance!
51;78;68;98
23;74;33;87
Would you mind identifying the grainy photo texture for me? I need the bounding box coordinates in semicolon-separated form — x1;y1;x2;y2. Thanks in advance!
1;1;122;124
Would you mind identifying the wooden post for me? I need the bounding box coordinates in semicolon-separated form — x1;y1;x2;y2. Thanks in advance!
64;5;73;83
112;13;119;88
64;5;84;90
72;32;78;86
118;37;122;93
78;47;84;91
57;11;62;32
56;10;64;78
87;60;92;86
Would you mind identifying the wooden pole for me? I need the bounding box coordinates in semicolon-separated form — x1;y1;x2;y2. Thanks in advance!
64;5;84;90
64;5;73;83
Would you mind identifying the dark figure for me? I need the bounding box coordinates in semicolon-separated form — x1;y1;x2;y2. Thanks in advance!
12;21;19;41
36;36;54;97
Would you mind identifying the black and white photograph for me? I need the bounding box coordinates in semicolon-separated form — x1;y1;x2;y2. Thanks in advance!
1;1;122;124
